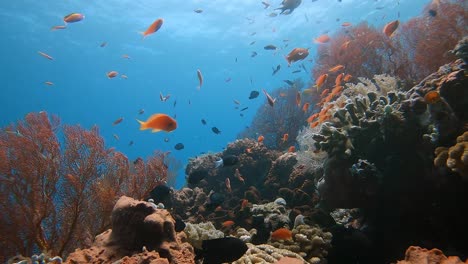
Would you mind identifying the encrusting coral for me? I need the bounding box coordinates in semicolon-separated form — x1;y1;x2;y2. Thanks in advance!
183;222;224;250
434;131;468;179
251;200;291;230
232;243;306;264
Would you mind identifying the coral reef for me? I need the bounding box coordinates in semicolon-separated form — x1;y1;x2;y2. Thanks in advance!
65;196;195;264
269;224;332;264
183;222;224;250
396;246;468;264
232;243;305;264
251;200;291;230
434;131;468;179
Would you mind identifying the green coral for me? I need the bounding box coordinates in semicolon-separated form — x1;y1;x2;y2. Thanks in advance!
269;224;332;264
434;131;468;179
232;243;305;264
183;222;224;249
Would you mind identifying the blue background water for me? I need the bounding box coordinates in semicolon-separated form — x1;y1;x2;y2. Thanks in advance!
0;0;431;188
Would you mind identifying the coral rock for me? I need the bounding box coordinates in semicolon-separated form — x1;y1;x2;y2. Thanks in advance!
396;246;468;264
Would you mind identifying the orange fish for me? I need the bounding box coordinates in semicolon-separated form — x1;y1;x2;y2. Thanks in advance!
302;102;310;113
107;71;118;78
288;146;296;153
142;18;164;38
341;22;352;27
329;65;345;73
122;54;131;59
222;220;235;228
314;34;330;44
315;74;328;91
320;89;330;98
307;113;319;123
262;89;276;107
285;48;309;66
335;73;345;87
246;148;252;154
339;40;352;56
196;69;203;89
240;199;249;210
331;85;344;96
63;13;85;23
113;117;124;126
38;51;53;60
310;121;320;128
51;25;66;31
279;92;287;97
235;168;245;184
44;81;54;86
271;228;292;241
295;91;301;106
258;135;264;143
282;133;289;143
136;113;177;133
343;74;353;82
383;20;399;37
424;91;441;104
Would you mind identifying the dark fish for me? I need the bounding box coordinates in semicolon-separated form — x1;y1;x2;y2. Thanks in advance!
300;63;307;72
133;157;143;165
250;41;256;45
215;155;239;168
428;9;437;17
129;141;134;146
174;143;184;150
250;77;253;85
292;70;301;73
194;8;203;13
212;127;221;134
235;57;238;62
173;100;177;107
276;0;302;15
201;119;207;125
272;65;281;75
240;107;249;111
187;169;207;184
264;44;277;50
240;113;244;117
174;215;186;232
249;90;260;99
149;184;172;204
208;192;225;207
138;109;145;115
304;13;309;22
251;51;257;57
284;80;294;85
200;237;248;264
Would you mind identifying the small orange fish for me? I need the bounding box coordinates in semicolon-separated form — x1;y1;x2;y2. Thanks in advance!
343;74;353;82
335;73;345;87
136;113;177;133
44;81;54;86
258;135;264;143
331;85;344;96
113;117;124;126
262;89;276;107
424;91;441;104
38;51;53;60
341;22;352;27
122;54;131;59
279;92;287;97
315;74;328;91
295;91;301;106
329;65;345;73
302;102;310;113
246;148;252;154
310;121;320;128
215;206;223;212
314;34;330;44
142;18;164;38
51;25;66;31
107;71;118;78
222;220;235;228
225;178;232;193
196;69;203;89
271;228;292;241
383;20;399;37
288;146;296;153
320;89;330;98
307;113;319;123
285;48;309;66
240;199;249;210
63;13;85;23
282;133;289;143
235;168;245;184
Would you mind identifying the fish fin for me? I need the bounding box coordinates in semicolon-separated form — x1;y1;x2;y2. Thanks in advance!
215;158;224;168
151;129;162;133
136;119;147;130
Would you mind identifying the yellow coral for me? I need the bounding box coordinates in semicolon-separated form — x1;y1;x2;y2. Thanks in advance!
434;131;468;178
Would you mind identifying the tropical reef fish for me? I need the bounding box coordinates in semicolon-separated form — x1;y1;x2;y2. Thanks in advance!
262;89;276;107
329;64;345;73
196;69;203;89
282;133;289;143
142;18;164;38
270;228;293;241
272;65;281;75
240;107;248;111
113;117;124;126
383;20;399;37
138;109;145;115
284;80;294;86
107;71;118;78
264;44;277;50
342;22;352;27
174;143;185;150
212;127;221;134
251;51;258;58
201;119;207;125
262;1;271;9
44;81;54;86
194;9;203;13
137;113;177;133
315;73;328;91
249;90;260;99
225;178;232;193
215;155;239;168
288;146;296;152
38;51;53;60
258;135;264;143
51;25;66;31
285;48;309;66
149;184;172;204
314;34;330;44
276;0;302;15
100;42;107;47
160;92;171;102
424;91;441;104
63;13;85;23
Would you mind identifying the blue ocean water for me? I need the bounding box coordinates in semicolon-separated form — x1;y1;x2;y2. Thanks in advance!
0;0;431;188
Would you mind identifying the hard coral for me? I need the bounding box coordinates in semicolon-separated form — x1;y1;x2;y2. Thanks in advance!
396;246;468;264
232;243;305;264
183;222;224;250
434;131;468;179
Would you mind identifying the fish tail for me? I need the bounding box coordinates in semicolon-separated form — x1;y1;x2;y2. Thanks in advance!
136;119;147;130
